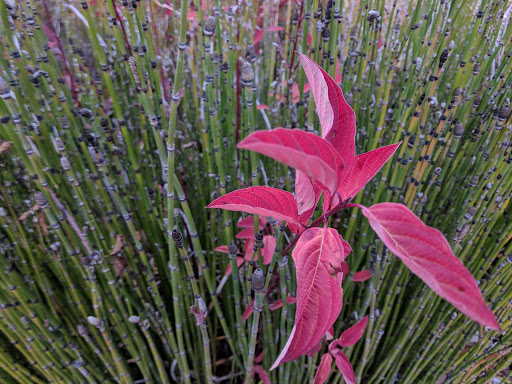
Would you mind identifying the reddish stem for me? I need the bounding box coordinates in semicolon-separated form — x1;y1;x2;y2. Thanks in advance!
112;0;132;56
41;0;78;103
282;199;346;256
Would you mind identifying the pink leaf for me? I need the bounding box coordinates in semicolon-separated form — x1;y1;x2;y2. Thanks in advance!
306;341;322;357
267;26;284;32
225;257;245;277
313;353;333;384
238;129;344;195
337;143;401;201
325;326;335;341
236;227;257;239
357;203;500;330
257;104;269;110
336;316;368;348
243;299;255;321
298;54;356;175
271;227;344;370
353;270;372;282
261;235;276;265
207;186;299;225
214;245;229;253
236;216;265;230
269;294;297;311
334;350;356;384
254;365;272;384
254;29;265;44
295;170;321;217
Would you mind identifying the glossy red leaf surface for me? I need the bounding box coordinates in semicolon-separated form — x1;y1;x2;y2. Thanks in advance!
313;353;333;384
238;129;344;195
337;142;401;201
357;203;500;330
207;186;299;225
352;270;372;282
271;228;344;370
333;350;356;384
299;53;356;175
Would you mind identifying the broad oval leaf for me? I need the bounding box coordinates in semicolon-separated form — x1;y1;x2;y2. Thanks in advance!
238;129;344;195
337;142;401;201
333;350;356;384
299;53;356;175
313;353;333;384
271;227;344;370
358;203;500;330
207;186;299;225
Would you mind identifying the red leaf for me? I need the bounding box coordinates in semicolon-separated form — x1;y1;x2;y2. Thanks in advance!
337;143;401;201
207;186;299;225
333;350;355;384
225;257;245;276
261;235;276;265
236;227;257;239
335;316;368;348
313;353;333;384
243;300;254;321
215;245;229;253
257;104;269;110
357;203;500;330
353;270;372;282
306;341;322;357
295;171;322;220
269;294;297;311
271;227;344;369
238;129;344;195
325;326;335;341
254;365;271;384
236;216;264;229
298;54;356;175
254;29;264;44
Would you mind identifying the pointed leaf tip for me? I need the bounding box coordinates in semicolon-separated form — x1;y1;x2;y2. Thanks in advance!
359;202;500;330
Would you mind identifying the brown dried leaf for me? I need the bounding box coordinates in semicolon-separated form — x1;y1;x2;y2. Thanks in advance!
18;205;40;222
38;210;49;236
110;234;124;256
0;141;13;154
113;256;128;278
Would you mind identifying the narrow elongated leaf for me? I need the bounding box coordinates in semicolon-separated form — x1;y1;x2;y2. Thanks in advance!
238;129;344;195
295;170;317;216
295;171;322;221
352;270;372;282
207;186;299;225
336;316;368;348
254;365;271;384
338;143;401;201
333;350;356;384
357;203;500;330
313;353;333;384
271;228;344;369
299;53;356;175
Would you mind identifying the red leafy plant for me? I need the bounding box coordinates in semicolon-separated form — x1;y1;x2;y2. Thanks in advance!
207;54;500;382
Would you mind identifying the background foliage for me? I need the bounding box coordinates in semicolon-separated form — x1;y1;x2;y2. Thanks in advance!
0;0;511;383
